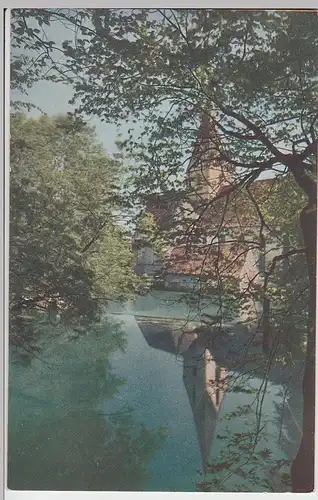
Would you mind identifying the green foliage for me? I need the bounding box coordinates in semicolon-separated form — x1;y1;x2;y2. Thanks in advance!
10;112;142;350
199;405;292;492
11;10;317;188
261;176;309;359
135;211;168;254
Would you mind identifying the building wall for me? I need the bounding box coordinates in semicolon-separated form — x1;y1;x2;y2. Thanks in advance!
134;246;163;276
164;273;199;289
134;231;283;289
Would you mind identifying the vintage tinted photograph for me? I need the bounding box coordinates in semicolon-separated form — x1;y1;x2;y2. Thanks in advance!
8;8;317;493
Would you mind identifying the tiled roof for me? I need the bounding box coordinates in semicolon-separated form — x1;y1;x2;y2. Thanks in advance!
136;110;285;279
165;243;246;278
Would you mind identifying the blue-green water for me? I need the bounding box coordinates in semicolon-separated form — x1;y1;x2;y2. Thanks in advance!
8;292;302;492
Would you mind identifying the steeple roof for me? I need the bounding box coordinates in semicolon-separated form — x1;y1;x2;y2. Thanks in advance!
187;110;233;199
187;110;221;175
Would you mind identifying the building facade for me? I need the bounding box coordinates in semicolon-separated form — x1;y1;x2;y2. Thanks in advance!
133;113;284;297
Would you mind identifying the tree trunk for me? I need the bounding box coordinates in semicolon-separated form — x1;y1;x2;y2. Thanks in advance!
262;296;270;354
291;201;316;492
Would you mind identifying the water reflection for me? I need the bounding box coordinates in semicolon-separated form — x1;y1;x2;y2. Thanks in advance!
9;296;302;492
136;313;301;491
8;317;166;491
137;317;228;474
183;342;227;473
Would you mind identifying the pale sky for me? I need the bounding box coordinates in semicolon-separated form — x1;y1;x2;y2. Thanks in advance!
10;14;278;179
10;80;137;157
10;15;142;157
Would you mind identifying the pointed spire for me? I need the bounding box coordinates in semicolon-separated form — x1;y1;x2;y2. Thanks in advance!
187;110;225;199
189;110;221;172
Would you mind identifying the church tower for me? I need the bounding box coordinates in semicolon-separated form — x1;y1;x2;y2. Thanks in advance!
187;111;232;200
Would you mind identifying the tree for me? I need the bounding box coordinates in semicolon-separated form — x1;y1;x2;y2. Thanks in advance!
10;112;143;353
11;9;317;491
258;175;309;359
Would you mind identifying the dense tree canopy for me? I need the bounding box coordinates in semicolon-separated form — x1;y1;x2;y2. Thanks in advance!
10;112;143;352
11;10;317;185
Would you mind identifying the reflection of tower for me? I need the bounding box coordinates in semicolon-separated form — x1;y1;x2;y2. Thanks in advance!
137;318;228;473
183;340;227;473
